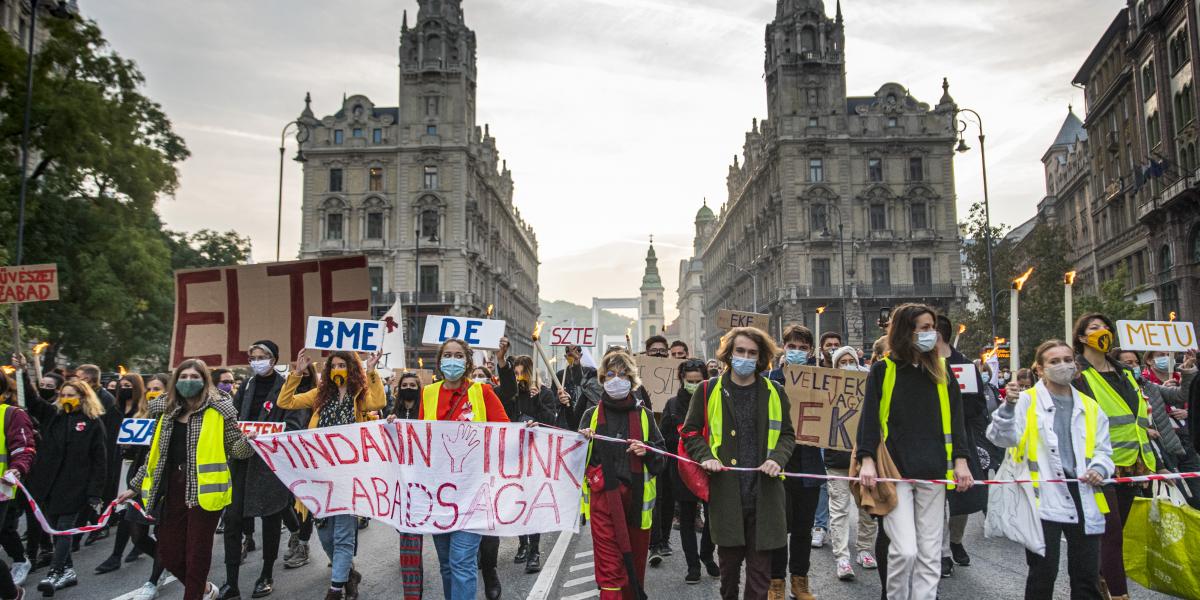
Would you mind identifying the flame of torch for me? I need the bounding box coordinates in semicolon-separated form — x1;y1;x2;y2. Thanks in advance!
486;304;494;318
0;366;13;376
1013;267;1034;291
958;324;967;335
816;306;827;314
1170;311;1177;321
1064;270;1077;285
118;365;127;377
532;320;546;342
418;357;424;369
32;342;49;355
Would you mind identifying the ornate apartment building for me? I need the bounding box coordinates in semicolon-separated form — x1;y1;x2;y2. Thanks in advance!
684;0;965;355
296;0;540;359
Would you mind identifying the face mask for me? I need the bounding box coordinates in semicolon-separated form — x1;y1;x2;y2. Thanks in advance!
731;356;758;377
175;379;204;398
682;381;700;395
38;388;57;402
440;358;466;381
329;369;348;387
117;388;133;401
59;397;80;413
216;382;233;394
980;372;991;384
566;355;577;365
1044;362;1077;386
603;377;632;398
146;390;162;402
473;377;490;385
1132;369;1144;383
1153;356;1170;372
398;388;419;402
785;349;808;365
914;331;938;353
708;368;719;377
1085;329;1113;353
250;359;273;376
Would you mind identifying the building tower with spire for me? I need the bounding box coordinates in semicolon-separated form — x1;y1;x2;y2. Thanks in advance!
689;0;965;354
640;239;665;342
675;201;717;356
296;0;540;361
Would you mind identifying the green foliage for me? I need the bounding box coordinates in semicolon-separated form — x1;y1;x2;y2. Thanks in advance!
1074;264;1149;323
166;229;251;270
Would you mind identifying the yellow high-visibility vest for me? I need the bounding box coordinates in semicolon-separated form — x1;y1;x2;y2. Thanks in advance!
421;381;486;421
580;406;656;529
1014;388;1109;514
142;407;232;511
1080;367;1156;472
880;357;956;488
706;376;783;465
0;404;12;499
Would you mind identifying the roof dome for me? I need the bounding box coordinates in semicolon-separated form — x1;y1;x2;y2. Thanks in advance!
695;200;716;222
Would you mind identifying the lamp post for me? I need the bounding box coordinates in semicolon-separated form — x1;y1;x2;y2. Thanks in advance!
275;119;310;262
10;0;78;355
412;215;439;366
728;262;758;312
821;204;849;338
955;107;998;343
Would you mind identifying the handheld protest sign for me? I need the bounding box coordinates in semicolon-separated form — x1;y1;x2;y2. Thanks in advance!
715;309;771;332
635;355;684;412
782;365;867;451
305;316;384;353
548;326;597;347
421;315;506;350
118;418;157;446
951;363;980;394
1116;320;1198;353
0;264;58;304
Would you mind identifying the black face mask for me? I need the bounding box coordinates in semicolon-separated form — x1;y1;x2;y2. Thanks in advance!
117;388;134;401
397;388;419;403
38;388;57;402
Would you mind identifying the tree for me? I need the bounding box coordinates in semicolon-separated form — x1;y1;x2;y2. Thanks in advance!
0;19;242;371
1074;264;1149;324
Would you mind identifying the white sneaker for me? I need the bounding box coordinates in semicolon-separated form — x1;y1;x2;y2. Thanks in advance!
201;581;218;600
857;550;878;569
10;559;30;586
836;558;855;580
810;527;827;548
132;581;159;600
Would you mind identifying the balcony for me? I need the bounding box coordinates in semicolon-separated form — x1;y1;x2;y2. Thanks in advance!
910;229;937;243
859;283;955;299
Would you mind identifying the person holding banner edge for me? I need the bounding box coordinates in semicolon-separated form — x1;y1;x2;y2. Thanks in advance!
0;356;37;600
275;348;384;600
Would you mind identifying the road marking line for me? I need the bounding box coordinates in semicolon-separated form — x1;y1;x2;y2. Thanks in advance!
574;550;593;558
109;575;178;600
561;590;599;600
563;575;594;587
527;529;575;600
569;562;593;572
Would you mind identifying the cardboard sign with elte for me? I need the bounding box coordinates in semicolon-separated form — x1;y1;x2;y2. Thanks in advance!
421;315;506;350
1116;320;1198;353
715;309;771;332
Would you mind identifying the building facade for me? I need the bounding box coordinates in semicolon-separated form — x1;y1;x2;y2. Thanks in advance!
691;0;964;355
640;243;665;342
297;0;540;360
675;202;716;358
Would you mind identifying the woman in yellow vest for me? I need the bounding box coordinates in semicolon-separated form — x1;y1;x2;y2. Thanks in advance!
1070;313;1156;600
856;303;973;600
120;359;255;600
417;338;507;600
579;349;666;600
987;340;1113;599
276;349;384;600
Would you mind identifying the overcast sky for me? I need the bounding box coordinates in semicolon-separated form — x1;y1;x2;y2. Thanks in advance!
85;0;1120;321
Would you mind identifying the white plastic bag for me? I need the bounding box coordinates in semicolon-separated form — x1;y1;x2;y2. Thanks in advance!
984;451;1045;556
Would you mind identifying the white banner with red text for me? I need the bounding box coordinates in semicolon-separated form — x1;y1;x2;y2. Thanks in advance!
249;420;588;536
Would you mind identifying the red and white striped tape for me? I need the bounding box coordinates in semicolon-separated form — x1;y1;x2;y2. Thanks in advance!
9;478;153;536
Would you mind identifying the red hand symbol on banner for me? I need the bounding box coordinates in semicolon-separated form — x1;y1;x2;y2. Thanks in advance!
441;423;481;474
384;316;399;333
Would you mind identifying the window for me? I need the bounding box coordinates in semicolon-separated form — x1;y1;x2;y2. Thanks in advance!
325;213;343;241
910;202;928;229
812;258;831;290
1162;282;1180;318
419;265;439;294
810;204;828;232
1160;244;1173;272
333;129;344;145
1143;61;1156;97
650;325;657;336
1148;112;1161;148
868;158;883;182
908;157;923;181
368;267;384;303
808;117;819;127
366;212;383;239
369;167;383;192
352;128;363;138
329;168;343;192
887;117;898;128
808;158;824;182
869;204;887;230
419;209;439;240
871;258;891;291
1170;31;1191;72
913;258;932;290
372;128;383;143
426;124;438;136
425;96;439;116
423;166;438;190
648;300;657;315
1191;226;1200;262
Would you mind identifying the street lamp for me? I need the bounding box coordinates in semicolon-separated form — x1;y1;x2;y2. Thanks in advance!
10;0;78;354
727;262;758;312
275;117;310;261
955;107;998;343
412;215;439;366
821;204;850;338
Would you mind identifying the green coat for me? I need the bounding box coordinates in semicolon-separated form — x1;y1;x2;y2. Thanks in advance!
681;374;795;551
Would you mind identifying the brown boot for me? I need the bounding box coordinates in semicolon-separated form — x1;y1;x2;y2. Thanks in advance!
767;578;787;600
323;589;344;600
790;575;816;600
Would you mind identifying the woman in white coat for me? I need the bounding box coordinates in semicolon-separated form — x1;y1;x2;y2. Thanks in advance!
987;339;1114;600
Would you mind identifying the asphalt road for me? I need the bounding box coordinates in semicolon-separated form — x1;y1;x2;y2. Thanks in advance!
16;510;1178;599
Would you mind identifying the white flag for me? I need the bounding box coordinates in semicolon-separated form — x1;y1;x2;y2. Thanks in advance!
379;298;407;370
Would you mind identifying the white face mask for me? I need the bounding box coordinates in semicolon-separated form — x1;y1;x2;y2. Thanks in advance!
1044;363;1077;386
249;359;273;376
603;377;632;399
472;377;490;385
914;331;938;353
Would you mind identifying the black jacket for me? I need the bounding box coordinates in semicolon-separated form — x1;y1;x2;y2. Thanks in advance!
25;392;107;515
230;371;312;517
497;360;567;428
661;387;701;502
97;386;124;502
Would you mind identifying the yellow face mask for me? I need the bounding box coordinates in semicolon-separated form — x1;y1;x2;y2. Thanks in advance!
59;397;80;413
1086;329;1113;353
146;390;162;402
330;368;348;387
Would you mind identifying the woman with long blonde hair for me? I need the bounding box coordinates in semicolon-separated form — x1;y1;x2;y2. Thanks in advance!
26;378;108;595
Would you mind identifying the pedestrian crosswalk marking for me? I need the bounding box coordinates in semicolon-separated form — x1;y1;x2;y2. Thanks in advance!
563;575;594;588
574;550;593;559
561;590;600;600
569;562;593;572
